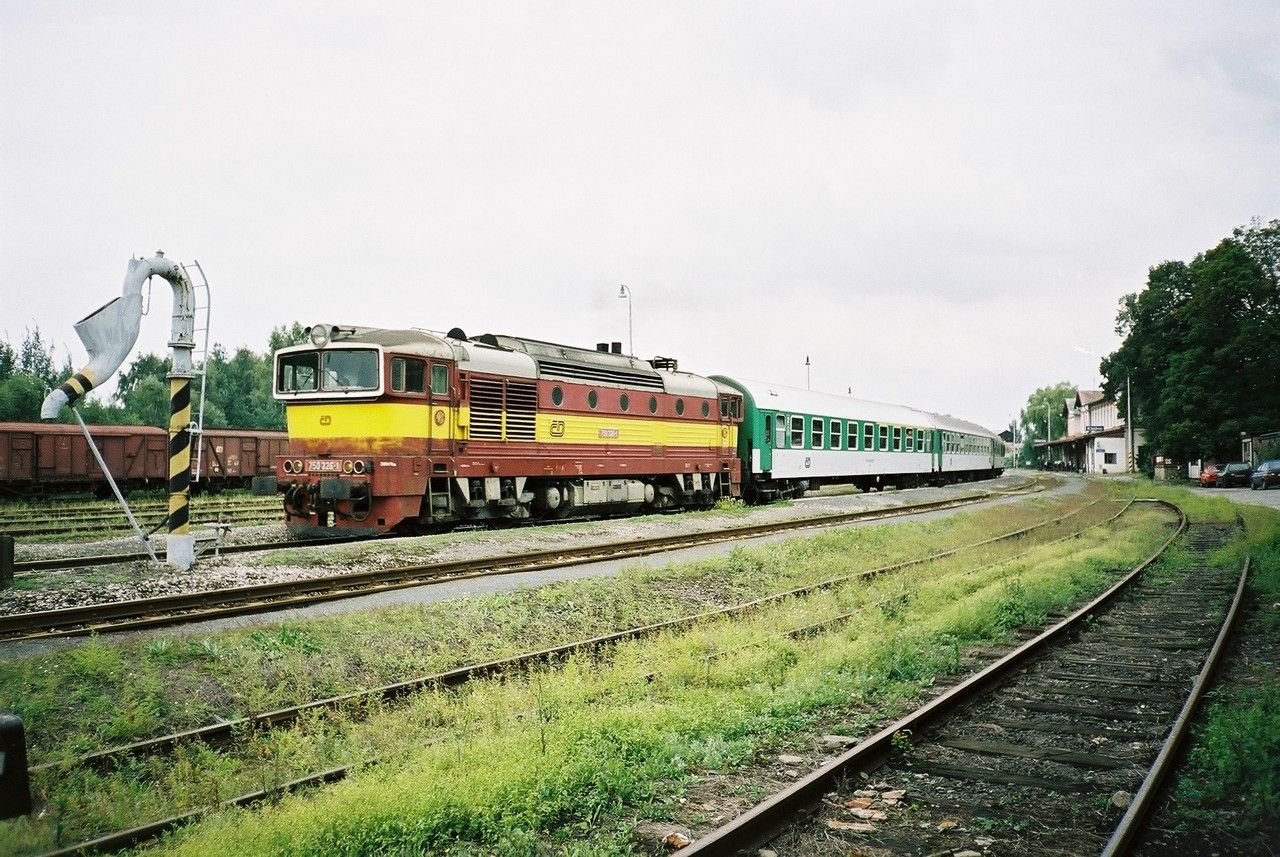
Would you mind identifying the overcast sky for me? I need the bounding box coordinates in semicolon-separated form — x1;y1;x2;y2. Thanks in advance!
2;1;1277;431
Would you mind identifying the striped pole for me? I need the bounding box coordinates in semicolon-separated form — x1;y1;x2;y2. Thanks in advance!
56;371;97;409
168;377;192;537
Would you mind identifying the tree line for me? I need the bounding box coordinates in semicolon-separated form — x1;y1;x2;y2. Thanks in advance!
1102;218;1280;465
0;322;308;429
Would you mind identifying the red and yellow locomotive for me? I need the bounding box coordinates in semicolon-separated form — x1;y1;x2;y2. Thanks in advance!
256;325;742;535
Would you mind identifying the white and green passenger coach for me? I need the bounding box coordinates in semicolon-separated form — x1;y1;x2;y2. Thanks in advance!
711;377;1005;502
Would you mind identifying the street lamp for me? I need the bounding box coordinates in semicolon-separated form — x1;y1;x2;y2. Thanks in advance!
617;284;632;356
1045;401;1052;467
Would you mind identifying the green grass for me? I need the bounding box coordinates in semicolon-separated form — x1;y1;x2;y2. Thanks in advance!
0;484;1181;854
1168;499;1280;848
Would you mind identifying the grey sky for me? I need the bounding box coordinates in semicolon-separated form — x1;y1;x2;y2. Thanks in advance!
2;1;1277;431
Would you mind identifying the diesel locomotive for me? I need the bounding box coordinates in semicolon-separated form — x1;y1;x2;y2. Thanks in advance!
255;325;741;535
255;324;1004;536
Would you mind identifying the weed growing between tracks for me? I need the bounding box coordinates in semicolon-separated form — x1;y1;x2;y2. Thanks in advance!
0;486;1167;855
1158;500;1280;852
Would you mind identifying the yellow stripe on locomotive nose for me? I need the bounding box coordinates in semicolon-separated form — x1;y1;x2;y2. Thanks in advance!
287;403;461;439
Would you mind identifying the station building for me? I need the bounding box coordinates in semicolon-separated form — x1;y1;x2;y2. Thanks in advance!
1035;389;1142;474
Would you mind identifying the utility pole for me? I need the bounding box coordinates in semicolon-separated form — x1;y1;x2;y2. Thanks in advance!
805;356;811;391
617;285;633;356
1126;374;1134;473
1045;401;1052;466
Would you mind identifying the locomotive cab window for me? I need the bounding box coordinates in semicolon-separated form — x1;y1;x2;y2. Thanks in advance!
431;364;449;396
390;358;425;394
278;352;318;393
321;349;379;392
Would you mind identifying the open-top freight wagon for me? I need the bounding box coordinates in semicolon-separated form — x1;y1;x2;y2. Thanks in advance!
0;422;289;497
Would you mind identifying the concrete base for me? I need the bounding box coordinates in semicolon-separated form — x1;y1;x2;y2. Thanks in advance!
167;534;195;570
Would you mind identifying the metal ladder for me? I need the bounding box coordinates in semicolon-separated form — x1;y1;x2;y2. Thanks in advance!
181;260;212;484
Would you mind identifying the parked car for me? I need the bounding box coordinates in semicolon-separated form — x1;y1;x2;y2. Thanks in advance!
1251;459;1280;490
1216;462;1253;488
1199;463;1221;487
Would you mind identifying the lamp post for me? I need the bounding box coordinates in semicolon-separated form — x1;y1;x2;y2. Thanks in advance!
617;284;633;356
1045;401;1052;467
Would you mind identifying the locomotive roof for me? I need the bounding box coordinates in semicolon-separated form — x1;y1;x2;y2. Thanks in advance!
279;327;747;401
712;377;999;438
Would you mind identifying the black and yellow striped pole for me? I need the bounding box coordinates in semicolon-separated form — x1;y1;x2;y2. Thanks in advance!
39;251;199;569
167;376;193;539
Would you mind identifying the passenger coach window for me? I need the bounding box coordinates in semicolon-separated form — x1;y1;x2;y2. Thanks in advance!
790;415;804;448
812;418;824;449
776;414;787;447
278;352;318;393
830;420;841;450
431;364;449;395
905;428;913;450
879;425;890;451
863;423;874;451
391;358;426;394
894;427;902;451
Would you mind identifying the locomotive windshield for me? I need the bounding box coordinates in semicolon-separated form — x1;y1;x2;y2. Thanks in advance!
277;349;380;394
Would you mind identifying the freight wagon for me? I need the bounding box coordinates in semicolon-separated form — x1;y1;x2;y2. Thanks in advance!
0;422;289;497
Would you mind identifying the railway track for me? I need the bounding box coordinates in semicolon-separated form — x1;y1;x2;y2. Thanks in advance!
680;505;1249;856
0;498;280;538
8;477;1047;575
26;486;1121;857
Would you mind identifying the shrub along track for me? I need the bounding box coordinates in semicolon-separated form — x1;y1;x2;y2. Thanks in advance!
0;480;1052;641
682;505;1250;857
28;489;1120;857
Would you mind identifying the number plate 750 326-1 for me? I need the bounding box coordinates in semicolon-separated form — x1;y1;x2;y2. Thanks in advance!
307;459;342;473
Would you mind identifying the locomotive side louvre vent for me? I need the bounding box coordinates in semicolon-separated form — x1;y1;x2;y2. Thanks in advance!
468;378;538;441
505;382;537;441
469;378;505;440
536;359;665;391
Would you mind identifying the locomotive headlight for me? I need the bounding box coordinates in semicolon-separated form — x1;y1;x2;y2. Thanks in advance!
309;324;331;348
282;459;293;474
353;460;367;474
343;460;354;473
293;459;303;473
